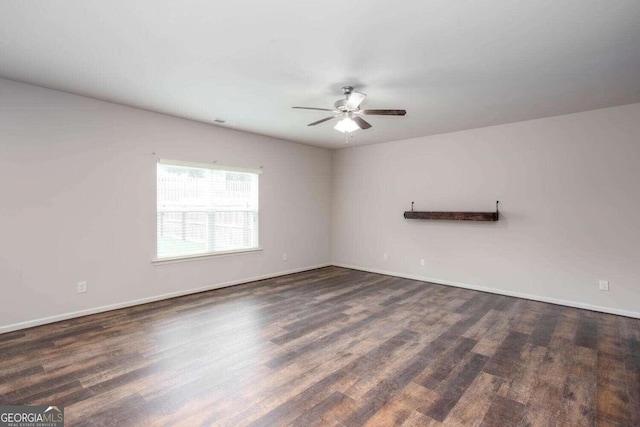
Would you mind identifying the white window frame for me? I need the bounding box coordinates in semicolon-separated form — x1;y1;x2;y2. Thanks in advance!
153;159;262;263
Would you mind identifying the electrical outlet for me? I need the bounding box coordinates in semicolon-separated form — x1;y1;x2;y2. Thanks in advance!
77;281;87;293
383;253;388;261
420;259;425;266
282;253;288;261
599;280;609;291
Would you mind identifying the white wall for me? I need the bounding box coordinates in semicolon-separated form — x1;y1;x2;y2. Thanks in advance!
332;103;640;317
2;78;638;333
0;78;332;332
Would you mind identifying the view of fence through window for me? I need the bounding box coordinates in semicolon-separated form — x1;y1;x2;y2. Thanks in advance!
156;161;259;259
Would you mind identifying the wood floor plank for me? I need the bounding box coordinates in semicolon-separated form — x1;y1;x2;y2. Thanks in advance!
519;345;570;426
496;342;547;404
290;391;352;427
482;331;529;379
575;316;599;349
401;410;443;426
422;352;490;422
443;371;504;426
0;266;637;426
247;370;348;427
416;337;478;390
362;382;440;427
341;332;461;426
529;306;561;347
480;395;525;426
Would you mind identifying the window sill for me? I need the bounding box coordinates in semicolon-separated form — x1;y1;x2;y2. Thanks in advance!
152;247;263;265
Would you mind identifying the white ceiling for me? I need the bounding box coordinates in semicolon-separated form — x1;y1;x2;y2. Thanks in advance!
1;1;639;149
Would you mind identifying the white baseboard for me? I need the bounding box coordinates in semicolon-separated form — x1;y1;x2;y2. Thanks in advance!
0;263;331;334
3;261;637;334
332;263;640;319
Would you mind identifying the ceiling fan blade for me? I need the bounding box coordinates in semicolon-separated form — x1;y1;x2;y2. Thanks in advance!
362;109;407;116
293;107;334;111
345;91;366;110
351;115;372;130
307;116;336;126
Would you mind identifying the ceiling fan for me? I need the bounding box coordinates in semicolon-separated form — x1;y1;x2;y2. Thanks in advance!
293;86;407;133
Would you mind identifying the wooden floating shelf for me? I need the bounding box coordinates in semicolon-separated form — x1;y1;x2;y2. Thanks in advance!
403;211;499;221
404;201;500;222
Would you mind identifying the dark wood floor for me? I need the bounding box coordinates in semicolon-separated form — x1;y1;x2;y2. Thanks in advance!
1;267;638;426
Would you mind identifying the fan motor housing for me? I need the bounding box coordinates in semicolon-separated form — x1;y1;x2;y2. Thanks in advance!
334;99;349;111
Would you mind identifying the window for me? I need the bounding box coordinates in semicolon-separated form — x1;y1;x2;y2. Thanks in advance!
156;159;260;260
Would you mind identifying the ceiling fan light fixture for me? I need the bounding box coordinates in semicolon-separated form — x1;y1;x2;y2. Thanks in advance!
293;85;407;134
334;117;360;133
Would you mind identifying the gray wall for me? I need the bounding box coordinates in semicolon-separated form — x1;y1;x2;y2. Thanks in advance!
0;78;332;331
332;103;640;317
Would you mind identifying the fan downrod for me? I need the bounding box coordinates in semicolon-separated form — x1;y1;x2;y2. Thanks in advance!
341;86;354;96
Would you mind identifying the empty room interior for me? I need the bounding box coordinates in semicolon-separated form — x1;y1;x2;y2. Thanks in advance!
1;1;640;426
